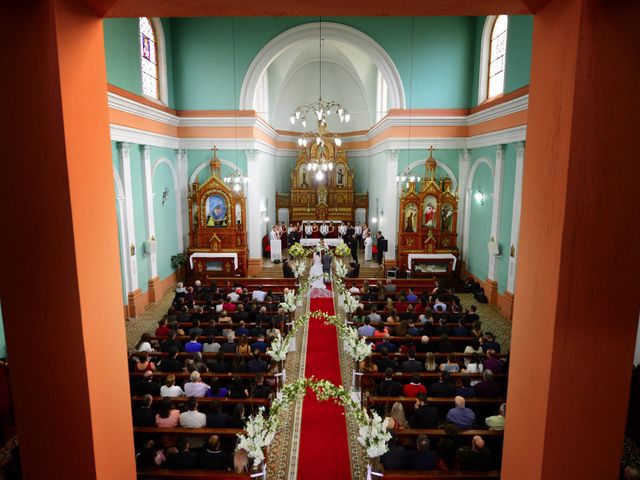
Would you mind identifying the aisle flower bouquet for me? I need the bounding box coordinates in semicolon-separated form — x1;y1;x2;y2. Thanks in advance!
356;411;392;458
334;259;348;279
266;331;290;362
344;292;360;314
334;242;351;257
279;289;297;312
343;328;373;362
237;407;278;464
288;242;306;258
292;259;307;279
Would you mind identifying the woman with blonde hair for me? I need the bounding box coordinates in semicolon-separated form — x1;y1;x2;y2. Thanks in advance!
233;448;250;473
389;401;409;430
424;352;437;372
236;335;251;355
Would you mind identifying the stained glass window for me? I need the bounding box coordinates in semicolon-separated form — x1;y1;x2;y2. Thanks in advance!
488;15;508;99
139;17;159;100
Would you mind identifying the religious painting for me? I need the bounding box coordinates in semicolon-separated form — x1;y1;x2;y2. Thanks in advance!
404;203;418;232
336;165;345;186
205;194;228;227
423;195;438;227
299;165;309;188
440;203;454;232
235;202;242;227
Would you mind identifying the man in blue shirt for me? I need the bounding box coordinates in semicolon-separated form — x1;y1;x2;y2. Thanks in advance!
251;334;268;353
184;332;203;353
446;396;476;429
375;333;397;353
405;288;418;302
481;332;501;353
357;317;376;337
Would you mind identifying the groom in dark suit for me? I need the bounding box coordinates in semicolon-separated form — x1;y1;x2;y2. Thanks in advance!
349;235;359;264
322;252;332;277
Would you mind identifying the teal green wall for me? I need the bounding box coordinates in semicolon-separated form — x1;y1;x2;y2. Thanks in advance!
0;303;6;359
467;148;494;280
496;144;517;293
152;161;180;280
504;16;533;94
275;156;296;193
186;149;247;186
366;152;388;225
351;156;370;194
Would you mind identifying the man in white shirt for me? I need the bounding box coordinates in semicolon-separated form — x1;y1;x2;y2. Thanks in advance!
160;374;185;397
354;222;363;246
227;288;240;302
349;282;360;294
304;223;313;238
320;222;329;238
180;397;207;428
183;371;210;397
338;222;347;239
252;285;267;302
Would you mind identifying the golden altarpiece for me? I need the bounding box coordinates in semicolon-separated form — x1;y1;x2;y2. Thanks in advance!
276;125;368;222
397;148;459;274
187;148;248;277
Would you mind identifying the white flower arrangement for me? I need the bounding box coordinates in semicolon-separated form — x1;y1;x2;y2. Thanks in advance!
334;242;351;257
267;331;290;362
237;407;278;464
343;327;373;362
356;411;392;458
343;292;360;314
288;242;306;258
279;290;297;313
292;259;307;279
334;259;348;279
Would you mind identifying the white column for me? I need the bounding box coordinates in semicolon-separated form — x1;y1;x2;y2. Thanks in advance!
382;150;399;260
141;145;158;279
457;148;471;256
118;142;139;291
246;149;263;259
176;148;189;251
487;144;504;281
115;197;130;295
507;141;525;293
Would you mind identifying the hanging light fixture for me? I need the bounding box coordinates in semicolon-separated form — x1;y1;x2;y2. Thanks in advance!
289;18;347;173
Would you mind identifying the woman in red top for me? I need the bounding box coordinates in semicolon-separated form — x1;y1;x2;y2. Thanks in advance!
155;318;170;337
134;352;156;372
402;374;427;397
394;296;408;313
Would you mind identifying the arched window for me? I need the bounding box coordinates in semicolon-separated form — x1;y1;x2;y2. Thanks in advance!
478;15;509;104
139;17;159;100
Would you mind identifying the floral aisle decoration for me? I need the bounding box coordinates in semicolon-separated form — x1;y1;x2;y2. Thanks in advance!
323;313;372;363
266;331;290;362
334;259;348;279
334;242;351;257
279;289;297;313
236;407;278;466
343;291;360;314
357;410;392;459
291;259;307;279
288;242;306;258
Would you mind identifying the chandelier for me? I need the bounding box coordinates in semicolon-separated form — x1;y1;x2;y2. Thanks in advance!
288;19;350;181
223;169;249;193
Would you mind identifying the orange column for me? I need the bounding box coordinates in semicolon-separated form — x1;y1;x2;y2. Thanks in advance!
503;0;640;479
0;1;135;479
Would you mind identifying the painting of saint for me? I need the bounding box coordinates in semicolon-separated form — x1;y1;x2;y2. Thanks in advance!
423;196;438;227
441;204;453;232
404;203;418;232
336;166;345;186
206;194;228;227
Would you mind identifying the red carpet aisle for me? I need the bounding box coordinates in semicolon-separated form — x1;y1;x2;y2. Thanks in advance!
297;293;351;479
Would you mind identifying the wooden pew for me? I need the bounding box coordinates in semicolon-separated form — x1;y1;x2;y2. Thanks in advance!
361;372;506;381
130;372;275;381
134;427;243;437
138;469;251;479
368;396;506;407
131;396;270;407
383;471;500;479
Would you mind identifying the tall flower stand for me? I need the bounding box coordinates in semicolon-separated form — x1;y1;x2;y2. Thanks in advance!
367;457;383;480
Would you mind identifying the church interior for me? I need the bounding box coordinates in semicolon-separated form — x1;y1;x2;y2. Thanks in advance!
1;1;639;479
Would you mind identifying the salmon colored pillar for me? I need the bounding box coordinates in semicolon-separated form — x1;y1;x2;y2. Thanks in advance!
503;0;640;478
0;1;135;479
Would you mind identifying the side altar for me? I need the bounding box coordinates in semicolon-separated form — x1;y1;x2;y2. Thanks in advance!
276;122;368;223
397;148;459;276
187;148;247;277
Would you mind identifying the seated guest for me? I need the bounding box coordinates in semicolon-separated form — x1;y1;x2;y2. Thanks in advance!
464;354;484;376
373;323;389;339
156;318;171;337
233;303;250;322
184;332;203;353
349;282;360;294
394;296;408;313
134;352;156;372
457;435;493;471
405;288;418;303
255;306;270;325
160;374;185;398
485;402;506;430
407;320;421;336
463;340;483;367
136;439;165;469
228;352;248;373
202;319;218;337
206;401;230;428
252;373;272;398
252;285;267;302
247;350;268;373
401;349;423;373
439;352;460;373
474;370;501;398
410;393;439;429
218;309;233;324
207;351;228;373
481;332;501;353
221;332;237;353
133;371;161;397
199;435;230;470
483;349;503;373
206;377;229;398
375;333;397;353
177;305;190;323
132;394;156;427
229;377;249;399
381;432;406;470
251;334;268;353
203;335;221;353
164;437;199;469
236;335;252;355
452;319;470;337
180;397;207;428
446;395;476;429
435;319;451;336
160;330;183;353
424;352;438;372
470;320;483;340
184;371;210;397
228;404;247;429
464;305;480;323
456;375;475;399
357;317;376;338
402;374;427;397
416;335;434;354
374;348;398;372
282;259;295;278
384;279;397;294
388;401;410;430
429;371;457;397
375;368;402;397
395;319;409;337
233;448;250;473
368;307;382;324
433;298;447;312
406;435;437;471
158;348;183;373
155;398;180;428
188;319;204;337
437;333;454;353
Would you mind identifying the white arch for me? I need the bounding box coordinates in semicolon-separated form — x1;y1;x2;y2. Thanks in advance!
189;159;245;185
478;15;498;105
467;157;494;190
151;158;184;252
462;157;494;264
240;22;405;112
113;166;125;200
401;158;458;192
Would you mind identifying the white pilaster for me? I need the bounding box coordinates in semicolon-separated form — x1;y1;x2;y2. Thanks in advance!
246;149;263;259
177;148;189;250
141;145;158;279
118;142;139;291
507;141;525;293
383;150;399;260
487;144;505;281
457;148;471;255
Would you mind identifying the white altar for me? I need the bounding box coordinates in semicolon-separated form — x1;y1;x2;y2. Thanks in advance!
407;253;457;271
300;238;345;247
270;239;283;262
189;252;239;269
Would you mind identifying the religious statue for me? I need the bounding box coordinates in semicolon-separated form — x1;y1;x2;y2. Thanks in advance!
301;169;308;188
440;204;453;231
337;166;345;186
317;186;327;205
405;204;418;232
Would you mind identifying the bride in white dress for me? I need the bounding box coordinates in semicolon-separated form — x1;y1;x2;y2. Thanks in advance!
308;252;333;298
